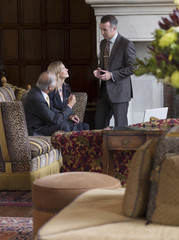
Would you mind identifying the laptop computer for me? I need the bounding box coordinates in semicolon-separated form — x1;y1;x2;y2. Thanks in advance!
143;107;168;122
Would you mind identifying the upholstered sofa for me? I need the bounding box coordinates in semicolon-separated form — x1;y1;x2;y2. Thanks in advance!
0;83;88;190
0;85;63;190
36;126;179;239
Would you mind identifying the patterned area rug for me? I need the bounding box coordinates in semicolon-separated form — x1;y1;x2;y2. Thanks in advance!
0;191;33;207
0;217;33;239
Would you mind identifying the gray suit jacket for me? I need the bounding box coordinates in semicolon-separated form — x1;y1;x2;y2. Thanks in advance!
99;33;136;103
24;86;73;135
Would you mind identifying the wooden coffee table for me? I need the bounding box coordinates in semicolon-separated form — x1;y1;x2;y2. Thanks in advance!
102;127;165;176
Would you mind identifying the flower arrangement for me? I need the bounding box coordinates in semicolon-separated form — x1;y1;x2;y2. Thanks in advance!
134;0;179;89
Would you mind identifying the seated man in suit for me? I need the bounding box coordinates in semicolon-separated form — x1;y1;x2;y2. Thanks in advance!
24;71;89;136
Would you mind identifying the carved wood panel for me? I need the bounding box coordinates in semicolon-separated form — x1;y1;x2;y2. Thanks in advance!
0;0;97;128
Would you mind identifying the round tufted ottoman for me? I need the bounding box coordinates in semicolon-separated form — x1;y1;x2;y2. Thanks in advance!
32;171;121;235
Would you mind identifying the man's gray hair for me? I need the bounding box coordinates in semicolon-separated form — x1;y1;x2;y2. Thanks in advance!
36;71;56;91
101;15;118;28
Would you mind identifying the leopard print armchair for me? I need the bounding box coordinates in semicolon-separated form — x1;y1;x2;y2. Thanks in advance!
72;92;88;122
0;86;63;190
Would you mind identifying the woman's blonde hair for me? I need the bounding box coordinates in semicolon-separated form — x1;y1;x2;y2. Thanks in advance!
47;61;63;76
47;61;65;90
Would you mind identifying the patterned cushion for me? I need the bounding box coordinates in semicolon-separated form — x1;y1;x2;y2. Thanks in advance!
0;149;61;173
2;83;28;101
30;148;61;172
146;126;179;225
122;139;158;218
29;136;53;158
0;85;15;102
15;88;28;101
147;153;179;226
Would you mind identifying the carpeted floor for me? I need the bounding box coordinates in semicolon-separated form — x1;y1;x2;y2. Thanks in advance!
0;191;33;207
0;217;33;239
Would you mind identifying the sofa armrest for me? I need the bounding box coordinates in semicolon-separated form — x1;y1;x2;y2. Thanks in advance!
36;188;126;239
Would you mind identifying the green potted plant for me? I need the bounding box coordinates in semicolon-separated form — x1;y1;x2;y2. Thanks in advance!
134;0;179;90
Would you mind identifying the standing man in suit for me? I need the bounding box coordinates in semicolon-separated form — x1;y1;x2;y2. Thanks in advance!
93;15;136;129
25;71;89;136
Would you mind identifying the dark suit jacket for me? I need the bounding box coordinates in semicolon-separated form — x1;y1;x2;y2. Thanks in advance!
48;83;72;112
24;86;73;135
99;33;136;103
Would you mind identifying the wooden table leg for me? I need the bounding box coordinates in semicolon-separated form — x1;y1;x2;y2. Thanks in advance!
102;133;115;176
102;134;109;175
108;150;114;176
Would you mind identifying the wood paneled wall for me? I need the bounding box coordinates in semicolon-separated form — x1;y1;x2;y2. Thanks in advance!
0;0;98;128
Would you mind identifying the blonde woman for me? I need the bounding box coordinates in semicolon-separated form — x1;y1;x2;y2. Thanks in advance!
47;61;89;131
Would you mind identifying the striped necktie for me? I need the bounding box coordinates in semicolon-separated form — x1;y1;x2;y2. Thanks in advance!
103;40;110;70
